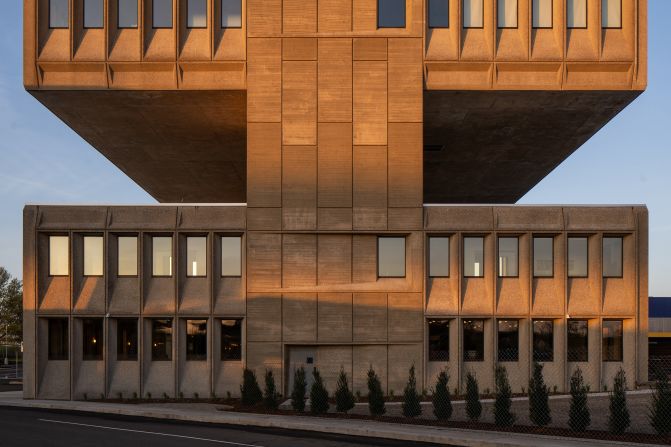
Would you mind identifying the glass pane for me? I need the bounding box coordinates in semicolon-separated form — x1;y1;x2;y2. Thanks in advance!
84;236;104;276
152;236;172;276
153;0;173;27
221;319;242;360
49;235;69;276
118;236;138;276
117;319;138;361
188;0;207;27
378;237;406;277
533;320;554;362
567;320;588;362
118;0;138;28
429;237;449;277
532;0;552;27
48;319;69;360
603;237;623;277
187;236;207;277
152;319;172;361
567;0;587;28
533;237;553;277
378;0;406;28
82;319;103;361
84;0;104;28
463;237;484;277
463;0;484;28
50;0;69;28
186;320;207;361
221;0;242;27
498;237;518;277
221;236;242;276
463;319;484;361
497;0;517;28
429;0;449;27
602;0;621;28
497;320;519;362
428;320;449;361
603;320;623;362
568;237;588;277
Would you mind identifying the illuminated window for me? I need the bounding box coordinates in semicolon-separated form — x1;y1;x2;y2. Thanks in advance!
116;319;138;361
378;0;406;28
221;236;242;276
83;236;104;276
118;0;138;28
49;0;69;28
567;0;587;28
568;237;588;278
221;0;242;27
186;236;207;277
532;0;552;28
221;319;242;361
428;0;449;28
186;320;207;361
153;0;173;28
463;0;484;28
533;320;554;362
378;237;406;277
463;236;484;277
151;319;172;361
603;237;623;278
82;319;103;361
118;236;138;276
463;319;484;361
567;319;588;362
498;237;518;277
429;237;450;277
428;320;450;361
497;0;518;28
603;320;623;362
533;237;553;277
84;0;104;28
187;0;207;28
48;318;68;360
497;320;519;362
152;236;172;277
49;235;69;276
602;0;621;28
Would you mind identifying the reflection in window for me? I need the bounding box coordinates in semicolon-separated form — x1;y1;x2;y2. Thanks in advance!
533;237;553;277
84;0;104;28
118;0;138;28
428;320;450;361
221;236;242;276
567;0;587;28
49;235;69;276
603;320;623;362
567;319;588;362
603;237;623;278
117;318;138;361
48;318;69;360
498;237;518;277
463;0;484;28
463;319;484;361
84;236;104;276
187;236;207;277
533;320;554;362
497;0;518;28
152;236;172;276
187;0;207;28
463;237;484;277
221;319;242;360
497;320;519;362
378;237;406;278
568;237;588;277
118;236;138;276
221;0;242;27
378;0;406;28
186;320;207;361
532;0;552;28
153;0;173;28
428;0;449;28
602;0;621;28
50;0;69;28
152;319;172;361
82;319;103;361
429;237;450;277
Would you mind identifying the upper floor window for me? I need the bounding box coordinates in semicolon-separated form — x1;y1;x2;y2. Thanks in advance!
117;318;138;361
221;0;242;28
378;0;406;28
497;0;518;28
603;320;623;362
498;237;518;277
428;236;450;277
378;237;406;278
187;0;208;28
221;236;242;277
49;0;69;28
186;236;207;277
602;0;621;28
497;319;519;362
117;236;138;276
48;318;69;361
84;0;104;28
532;0;553;28
568;236;588;278
533;319;554;362
82;318;103;361
428;0;449;28
151;319;173;361
463;0;484;28
463;319;484;361
49;235;69;276
186;319;207;361
221;319;242;361
463;236;484;277
603;237;623;278
152;236;173;277
567;0;587;29
83;236;104;276
567;319;588;362
153;0;173;28
428;319;450;361
533;236;554;277
118;0;139;28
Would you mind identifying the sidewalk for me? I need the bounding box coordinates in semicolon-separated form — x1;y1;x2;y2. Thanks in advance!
0;391;659;447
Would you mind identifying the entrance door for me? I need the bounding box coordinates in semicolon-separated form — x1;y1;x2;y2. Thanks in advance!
287;347;316;393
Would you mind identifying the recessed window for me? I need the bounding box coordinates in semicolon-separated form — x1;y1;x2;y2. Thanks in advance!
428;320;450;361
568;237;588;278
221;0;242;27
118;236;138;276
567;319;588;362
186;320;207;361
498;237;518;277
84;0;104;28
428;0;449;28
82;319;103;361
497;0;518;28
221;236;242;277
533;237;553;277
497;320;519;362
187;0;208;28
378;0;406;28
48;318;69;361
152;236;173;277
429;236;450;277
378;237;406;278
49;235;69;276
463;319;484;362
151;319;172;361
463;0;484;28
186;236;207;277
463;236;484;277
118;0;139;28
49;0;69;28
603;237;623;278
83;236;104;277
602;0;621;28
567;0;587;28
117;318;138;361
221;319;242;361
153;0;173;28
603;320;623;362
533;320;554;362
532;0;552;28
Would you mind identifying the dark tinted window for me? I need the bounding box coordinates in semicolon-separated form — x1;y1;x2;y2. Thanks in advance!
186;320;207;361
117;318;138;361
378;0;406;27
428;0;449;27
567;319;588;362
221;319;242;361
152;319;172;361
82;319;103;361
533;320;554;362
48;318;68;360
497;320;519;362
603;320;623;362
428;320;449;361
463;319;484;361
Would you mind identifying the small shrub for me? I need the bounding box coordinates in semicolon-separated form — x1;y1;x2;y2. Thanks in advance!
178;392;184;400
226;391;232;399
211;392;216;400
528;363;551;427
163;392;169;400
194;392;199;400
367;366;386;416
335;368;355;414
608;368;630;435
310;368;330;415
432;370;452;421
83;393;88;401
240;368;263;406
389;390;395;399
568;367;590;432
146;392;152;399
117;392;123;400
355;390;362;402
402;365;422;418
493;365;515;427
264;369;281;410
649;367;671;436
100;393;104;400
465;371;482;422
291;367;308;412
132;392;138;400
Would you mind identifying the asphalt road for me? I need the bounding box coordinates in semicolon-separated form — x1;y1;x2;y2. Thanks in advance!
0;407;446;447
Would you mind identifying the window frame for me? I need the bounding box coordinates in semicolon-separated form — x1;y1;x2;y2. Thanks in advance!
117;0;140;29
152;0;174;29
463;0;485;29
428;0;450;28
116;318;138;361
567;236;589;278
49;0;70;29
602;235;624;279
47;318;69;361
185;235;208;278
83;234;104;277
533;235;554;278
567;0;588;29
81;318;104;361
48;234;70;277
187;0;208;29
185;319;208;361
497;319;519;362
532;0;553;29
462;319;485;362
377;0;407;28
463;235;485;278
151;318;173;361
567;319;589;362
602;319;624;362
117;234;139;278
220;234;243;278
497;0;519;29
83;0;104;29
497;236;519;278
221;318;243;361
221;0;242;28
377;236;407;278
428;319;450;362
532;319;555;362
601;0;622;29
151;235;173;278
428;235;450;278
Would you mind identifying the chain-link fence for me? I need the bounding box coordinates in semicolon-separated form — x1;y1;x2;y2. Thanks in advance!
0;344;22;381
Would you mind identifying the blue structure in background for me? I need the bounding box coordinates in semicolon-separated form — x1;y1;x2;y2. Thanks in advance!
649;297;671;378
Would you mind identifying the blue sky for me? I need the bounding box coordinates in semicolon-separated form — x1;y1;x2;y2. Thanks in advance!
0;2;669;296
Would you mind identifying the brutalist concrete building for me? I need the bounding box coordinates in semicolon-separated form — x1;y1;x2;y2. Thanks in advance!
22;0;648;400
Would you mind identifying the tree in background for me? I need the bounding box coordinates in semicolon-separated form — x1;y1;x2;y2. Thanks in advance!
263;369;280;410
432;370;452;421
335;367;355;414
465;371;482;422
528;362;551;426
240;368;263;406
649;366;671;436
493;365;515;427
568;367;590;432
402;364;422;418
367;366;386;416
0;267;22;344
608;368;630;435
309;368;330;414
291;367;307;412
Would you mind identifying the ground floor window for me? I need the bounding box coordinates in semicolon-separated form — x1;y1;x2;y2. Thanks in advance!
497;319;519;362
221;319;242;361
151;319;172;361
463;319;484;361
533;319;554;362
603;320;624;362
117;318;138;361
428;319;450;361
567;319;589;362
82;318;103;361
48;318;68;361
186;319;207;361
